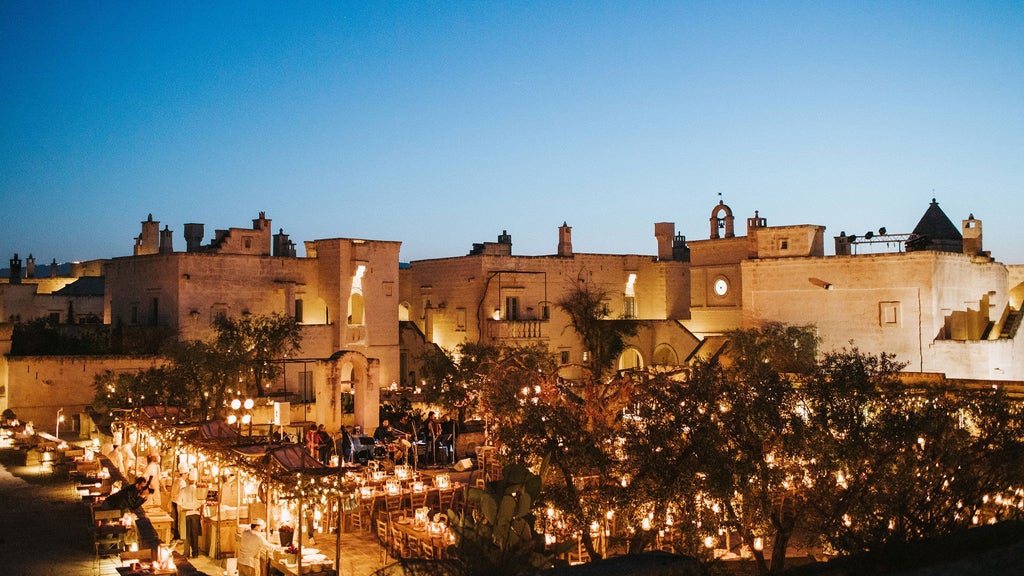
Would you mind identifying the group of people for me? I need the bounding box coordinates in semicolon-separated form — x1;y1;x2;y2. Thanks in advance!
303;423;335;465
101;457;205;559
373;411;455;466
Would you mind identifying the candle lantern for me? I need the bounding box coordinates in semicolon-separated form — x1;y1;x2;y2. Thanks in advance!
415;506;430;526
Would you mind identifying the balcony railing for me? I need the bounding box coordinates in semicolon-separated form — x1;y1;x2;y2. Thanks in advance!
486;319;545;340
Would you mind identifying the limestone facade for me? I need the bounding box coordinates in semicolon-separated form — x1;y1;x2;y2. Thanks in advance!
398;225;695;379
103;213;401;433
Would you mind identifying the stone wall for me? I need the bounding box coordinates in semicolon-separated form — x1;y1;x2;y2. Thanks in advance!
2;354;161;434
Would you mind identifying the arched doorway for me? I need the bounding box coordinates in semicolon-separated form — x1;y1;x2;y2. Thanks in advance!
617;347;645;371
652;344;678;366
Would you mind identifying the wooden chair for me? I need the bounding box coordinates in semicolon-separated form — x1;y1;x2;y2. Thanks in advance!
384;492;403;516
420;540;437;560
387;509;407;526
351;497;374;534
567;539;590;565
389;524;409;559
437;487;456;513
376;519;391;564
408;490;427;511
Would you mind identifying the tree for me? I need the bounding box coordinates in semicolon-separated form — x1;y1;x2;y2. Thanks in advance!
93;313;303;417
212;312;302;397
621;325;1024;574
557;278;638;378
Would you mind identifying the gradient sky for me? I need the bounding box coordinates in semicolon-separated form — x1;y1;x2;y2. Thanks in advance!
2;1;1021;266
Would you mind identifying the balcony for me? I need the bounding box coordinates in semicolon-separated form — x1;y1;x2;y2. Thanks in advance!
346;324;366;344
486;319;546;341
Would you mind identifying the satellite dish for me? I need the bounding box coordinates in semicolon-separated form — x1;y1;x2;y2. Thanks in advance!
848;235;857;242
865;231;874;240
879;227;887;235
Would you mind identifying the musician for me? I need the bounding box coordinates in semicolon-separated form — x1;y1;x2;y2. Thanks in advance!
373;419;394;444
426;412;441;464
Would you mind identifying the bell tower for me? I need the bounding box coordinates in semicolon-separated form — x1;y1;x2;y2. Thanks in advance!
709;200;735;239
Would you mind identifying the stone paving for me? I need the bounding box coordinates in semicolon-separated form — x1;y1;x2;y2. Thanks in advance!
0;446;421;576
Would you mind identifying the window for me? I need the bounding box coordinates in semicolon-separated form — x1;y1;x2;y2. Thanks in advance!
456;307;467;331
779;238;789;250
560;350;570;364
541;303;550;320
624;296;637;319
244;237;252;249
624;273;637;319
300;371;314;402
150;297;159;326
505;296;520;321
294;299;304;323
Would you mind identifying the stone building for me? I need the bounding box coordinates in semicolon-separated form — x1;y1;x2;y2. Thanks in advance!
2;199;1021;434
104;211;401;433
674;198;1021;381
398;222;700;382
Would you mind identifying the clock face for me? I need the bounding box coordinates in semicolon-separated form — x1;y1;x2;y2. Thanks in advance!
713;278;729;296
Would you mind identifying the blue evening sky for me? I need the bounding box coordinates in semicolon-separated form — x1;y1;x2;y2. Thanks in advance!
1;1;1021;265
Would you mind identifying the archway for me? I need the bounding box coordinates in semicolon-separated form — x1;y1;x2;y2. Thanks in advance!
320;350;379;435
651;344;678;366
617;347;645;371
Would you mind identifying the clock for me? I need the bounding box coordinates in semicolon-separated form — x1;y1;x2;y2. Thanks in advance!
713;277;729;296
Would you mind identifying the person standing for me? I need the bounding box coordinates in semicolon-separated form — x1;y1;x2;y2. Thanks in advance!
237;518;271;576
169;463;188;541
425;412;441;465
304;423;320;458
178;469;203;558
142;454;162;508
316;424;332;465
340;426;353;465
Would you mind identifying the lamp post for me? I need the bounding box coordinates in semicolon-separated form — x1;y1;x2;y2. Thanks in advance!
56;408;65;440
227;398;255;437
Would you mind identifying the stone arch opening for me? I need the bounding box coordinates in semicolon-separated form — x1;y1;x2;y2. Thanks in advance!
322;350;378;434
398;301;411;321
709;201;736;239
617;347;645;371
652;344;678;366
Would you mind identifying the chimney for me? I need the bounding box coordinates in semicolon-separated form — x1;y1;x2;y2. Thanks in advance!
274;229;295;257
50;258;58;278
134;214;160;255
184;223;204;252
672;234;690;262
159;226;174;254
962;214;983;256
654;222;675;261
9;254;22;284
557;222;573;257
25;254;35;279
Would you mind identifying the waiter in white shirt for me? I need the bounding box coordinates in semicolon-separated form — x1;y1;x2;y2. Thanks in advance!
237;518;271;576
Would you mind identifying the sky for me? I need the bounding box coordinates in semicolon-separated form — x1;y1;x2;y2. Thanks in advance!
1;1;1022;265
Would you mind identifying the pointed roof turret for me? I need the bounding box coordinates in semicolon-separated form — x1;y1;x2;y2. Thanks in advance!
906;198;963;253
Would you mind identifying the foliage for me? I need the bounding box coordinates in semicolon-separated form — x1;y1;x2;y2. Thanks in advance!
449;458;573;575
212;312;302;397
620;325;1024;575
10;318;111;355
417;342;500;415
556;278;638;378
91;313;302;418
